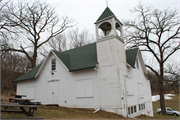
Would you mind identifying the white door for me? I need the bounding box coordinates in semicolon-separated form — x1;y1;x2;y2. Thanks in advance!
47;80;59;104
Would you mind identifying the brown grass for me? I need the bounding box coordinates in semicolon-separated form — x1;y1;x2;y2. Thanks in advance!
36;106;128;119
1;105;128;119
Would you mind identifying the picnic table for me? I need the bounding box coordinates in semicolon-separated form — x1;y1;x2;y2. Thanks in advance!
1;102;41;116
9;98;31;103
14;95;27;98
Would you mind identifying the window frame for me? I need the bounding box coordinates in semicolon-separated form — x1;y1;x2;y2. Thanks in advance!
51;59;56;71
76;78;94;98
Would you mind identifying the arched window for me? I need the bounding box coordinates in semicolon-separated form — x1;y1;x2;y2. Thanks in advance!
98;22;112;36
116;22;121;37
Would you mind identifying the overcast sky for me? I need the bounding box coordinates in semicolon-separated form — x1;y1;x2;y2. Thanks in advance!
46;0;179;34
15;0;180;64
45;0;179;64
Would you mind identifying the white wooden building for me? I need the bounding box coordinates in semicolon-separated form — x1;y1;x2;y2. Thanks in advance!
14;7;153;118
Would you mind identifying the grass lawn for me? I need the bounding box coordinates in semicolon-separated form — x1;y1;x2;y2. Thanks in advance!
1;93;179;119
136;93;180;119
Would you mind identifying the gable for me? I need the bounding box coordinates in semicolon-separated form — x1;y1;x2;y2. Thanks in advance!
125;48;139;68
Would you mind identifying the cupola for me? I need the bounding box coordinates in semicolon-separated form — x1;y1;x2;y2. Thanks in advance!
95;7;124;43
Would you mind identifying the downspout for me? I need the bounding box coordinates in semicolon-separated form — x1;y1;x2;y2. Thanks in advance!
93;63;101;113
123;64;133;117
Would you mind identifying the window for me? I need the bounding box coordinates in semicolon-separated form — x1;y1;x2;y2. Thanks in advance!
52;59;56;70
128;105;137;114
139;104;141;110
76;79;93;98
134;106;137;112
143;104;145;109
98;22;112;36
131;106;133;113
116;22;122;37
128;107;130;115
167;108;172;111
139;103;145;111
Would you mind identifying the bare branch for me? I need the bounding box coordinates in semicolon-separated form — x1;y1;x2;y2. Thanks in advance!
1;1;74;68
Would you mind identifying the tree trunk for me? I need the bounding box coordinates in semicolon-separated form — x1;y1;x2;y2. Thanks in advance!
159;62;166;114
159;78;166;114
32;45;37;68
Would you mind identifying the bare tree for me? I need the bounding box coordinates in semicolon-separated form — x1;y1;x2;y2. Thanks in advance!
39;33;68;57
1;51;30;94
124;3;180;114
68;28;95;49
0;0;10;29
1;1;74;68
163;63;180;93
39;27;95;58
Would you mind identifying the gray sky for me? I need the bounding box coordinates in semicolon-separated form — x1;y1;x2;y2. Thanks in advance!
16;0;180;65
46;0;179;65
46;0;179;34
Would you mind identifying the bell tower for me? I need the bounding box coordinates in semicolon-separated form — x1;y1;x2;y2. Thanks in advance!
95;7;127;117
94;7;124;43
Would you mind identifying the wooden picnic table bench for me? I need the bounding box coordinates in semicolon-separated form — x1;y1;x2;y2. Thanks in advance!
1;116;44;119
9;98;31;103
1;102;41;116
14;95;27;98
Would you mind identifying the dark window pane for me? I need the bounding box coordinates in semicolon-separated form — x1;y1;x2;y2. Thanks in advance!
52;65;56;70
144;104;145;109
52;59;56;70
128;107;130;114
134;106;136;112
139;104;141;110
131;106;133;113
52;59;56;64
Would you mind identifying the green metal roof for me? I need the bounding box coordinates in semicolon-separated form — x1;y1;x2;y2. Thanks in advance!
13;43;138;82
53;42;98;72
125;48;139;68
13;43;98;82
96;7;116;23
13;63;42;82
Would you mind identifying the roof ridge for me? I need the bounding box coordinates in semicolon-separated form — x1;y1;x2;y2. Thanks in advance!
53;42;96;54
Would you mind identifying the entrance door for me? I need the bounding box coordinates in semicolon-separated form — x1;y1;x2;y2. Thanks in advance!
47;80;59;104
